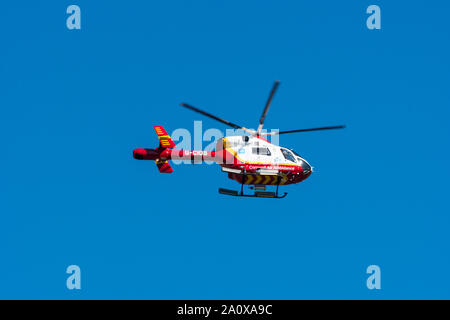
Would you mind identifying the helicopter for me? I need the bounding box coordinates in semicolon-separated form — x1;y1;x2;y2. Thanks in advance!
133;81;345;198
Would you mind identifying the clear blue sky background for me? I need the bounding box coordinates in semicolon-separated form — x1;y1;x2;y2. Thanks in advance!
1;1;449;299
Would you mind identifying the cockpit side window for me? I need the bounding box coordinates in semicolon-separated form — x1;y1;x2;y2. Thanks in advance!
280;148;296;162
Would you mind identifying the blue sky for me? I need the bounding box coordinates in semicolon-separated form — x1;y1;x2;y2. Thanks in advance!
1;1;449;299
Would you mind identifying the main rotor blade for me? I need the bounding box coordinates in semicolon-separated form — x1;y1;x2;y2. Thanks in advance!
257;80;280;135
261;125;346;136
180;103;256;134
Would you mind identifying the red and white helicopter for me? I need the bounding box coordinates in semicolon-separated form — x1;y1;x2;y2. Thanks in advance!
133;81;345;198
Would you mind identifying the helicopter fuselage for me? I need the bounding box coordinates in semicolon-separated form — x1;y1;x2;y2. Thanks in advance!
133;134;312;186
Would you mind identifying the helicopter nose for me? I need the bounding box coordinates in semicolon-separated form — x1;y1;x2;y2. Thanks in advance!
299;160;312;174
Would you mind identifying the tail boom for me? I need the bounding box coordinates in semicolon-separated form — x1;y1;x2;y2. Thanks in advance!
133;125;218;173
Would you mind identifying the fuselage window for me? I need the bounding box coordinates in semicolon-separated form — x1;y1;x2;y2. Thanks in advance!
252;147;271;156
281;148;296;162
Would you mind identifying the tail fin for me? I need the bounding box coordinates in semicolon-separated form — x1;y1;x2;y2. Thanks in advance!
154;126;174;173
154;126;176;149
133;126;175;173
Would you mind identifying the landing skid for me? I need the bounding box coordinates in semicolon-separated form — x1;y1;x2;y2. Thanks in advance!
218;171;288;199
218;188;288;199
